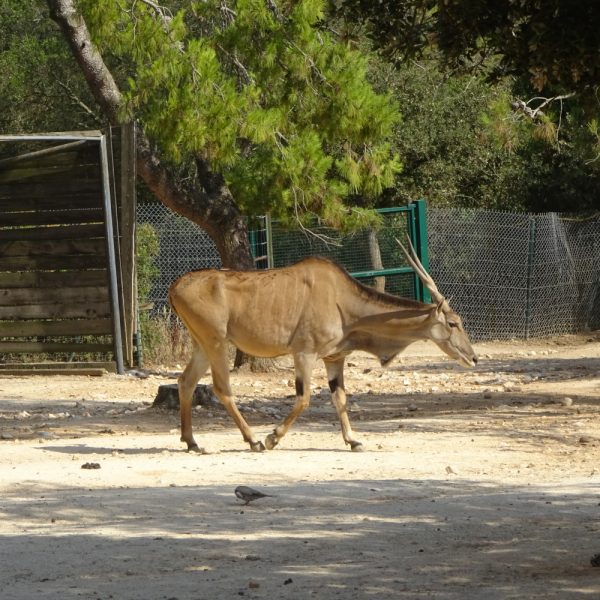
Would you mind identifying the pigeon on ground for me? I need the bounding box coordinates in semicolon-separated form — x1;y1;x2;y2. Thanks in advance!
235;485;274;505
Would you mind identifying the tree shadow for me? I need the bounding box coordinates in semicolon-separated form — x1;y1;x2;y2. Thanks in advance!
1;478;598;598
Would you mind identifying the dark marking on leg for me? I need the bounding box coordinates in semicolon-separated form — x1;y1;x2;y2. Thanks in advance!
295;378;304;396
328;377;339;393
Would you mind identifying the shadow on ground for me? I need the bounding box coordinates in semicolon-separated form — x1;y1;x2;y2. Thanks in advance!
1;478;599;599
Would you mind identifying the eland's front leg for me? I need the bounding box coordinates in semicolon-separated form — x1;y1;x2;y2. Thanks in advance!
324;357;364;452
265;353;316;450
178;341;210;452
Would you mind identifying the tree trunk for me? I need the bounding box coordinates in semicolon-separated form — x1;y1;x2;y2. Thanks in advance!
368;227;386;292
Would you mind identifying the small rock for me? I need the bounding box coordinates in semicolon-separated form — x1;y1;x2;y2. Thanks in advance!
560;397;573;407
579;436;595;444
529;351;536;356
407;403;418;411
245;555;261;561
287;380;295;388
81;462;101;469
445;466;458;475
36;431;59;439
248;581;260;589
200;446;219;455
1;433;13;440
284;578;293;585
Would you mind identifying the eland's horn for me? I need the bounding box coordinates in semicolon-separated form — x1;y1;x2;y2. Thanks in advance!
396;237;445;305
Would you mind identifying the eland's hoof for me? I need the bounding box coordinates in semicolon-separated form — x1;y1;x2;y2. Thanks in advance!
187;444;202;453
250;440;266;452
265;434;279;450
350;442;365;453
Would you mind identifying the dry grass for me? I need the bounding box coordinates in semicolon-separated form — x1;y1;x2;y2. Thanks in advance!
140;310;193;367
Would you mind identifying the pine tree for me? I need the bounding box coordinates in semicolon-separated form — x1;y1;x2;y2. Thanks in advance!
48;0;401;268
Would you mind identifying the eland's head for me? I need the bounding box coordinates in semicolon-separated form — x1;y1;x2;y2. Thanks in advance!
397;238;478;368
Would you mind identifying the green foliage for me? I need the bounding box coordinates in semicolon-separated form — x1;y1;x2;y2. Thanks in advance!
77;0;401;228
333;0;600;106
0;0;102;136
366;59;600;212
136;222;160;301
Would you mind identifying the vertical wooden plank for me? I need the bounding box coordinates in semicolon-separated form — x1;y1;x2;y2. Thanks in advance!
120;122;137;367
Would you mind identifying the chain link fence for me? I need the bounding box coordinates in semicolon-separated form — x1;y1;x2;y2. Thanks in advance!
137;203;600;343
428;209;600;341
267;209;417;299
137;203;221;314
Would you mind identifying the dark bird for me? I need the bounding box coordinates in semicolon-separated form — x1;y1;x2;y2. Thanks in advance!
235;485;274;505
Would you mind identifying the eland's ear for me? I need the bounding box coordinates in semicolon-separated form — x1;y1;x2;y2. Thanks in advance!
436;299;445;316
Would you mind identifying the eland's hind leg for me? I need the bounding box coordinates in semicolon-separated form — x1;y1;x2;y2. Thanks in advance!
207;347;265;452
265;353;316;450
324;356;364;452
178;340;210;452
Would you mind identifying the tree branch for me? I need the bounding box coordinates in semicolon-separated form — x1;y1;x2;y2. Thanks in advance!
56;80;105;125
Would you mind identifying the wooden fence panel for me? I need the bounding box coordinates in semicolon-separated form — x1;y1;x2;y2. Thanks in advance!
0;270;108;289
0;132;130;372
0;224;105;242
0;302;112;320
0;319;113;337
0;286;109;306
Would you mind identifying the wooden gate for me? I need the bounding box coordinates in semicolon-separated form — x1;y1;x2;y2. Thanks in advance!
0;128;137;374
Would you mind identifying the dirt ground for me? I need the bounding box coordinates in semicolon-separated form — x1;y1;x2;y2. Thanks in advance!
1;333;599;599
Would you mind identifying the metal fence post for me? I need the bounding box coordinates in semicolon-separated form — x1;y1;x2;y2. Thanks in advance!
411;200;431;303
265;214;274;269
99;135;125;374
525;218;536;340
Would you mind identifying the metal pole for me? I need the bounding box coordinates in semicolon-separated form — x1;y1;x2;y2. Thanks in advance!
99;135;125;374
525;218;536;340
412;200;431;303
265;214;274;270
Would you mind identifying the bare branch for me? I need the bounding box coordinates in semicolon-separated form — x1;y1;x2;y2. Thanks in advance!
57;80;105;125
216;44;254;85
291;186;341;247
530;93;575;119
136;0;173;19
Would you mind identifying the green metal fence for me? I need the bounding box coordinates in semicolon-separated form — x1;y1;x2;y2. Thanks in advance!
250;200;430;303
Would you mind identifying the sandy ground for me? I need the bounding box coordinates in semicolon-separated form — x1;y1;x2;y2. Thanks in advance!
1;333;600;599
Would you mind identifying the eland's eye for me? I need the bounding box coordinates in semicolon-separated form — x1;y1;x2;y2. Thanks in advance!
448;322;458;328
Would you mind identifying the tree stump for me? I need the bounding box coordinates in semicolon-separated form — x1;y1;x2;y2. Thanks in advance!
152;384;220;410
